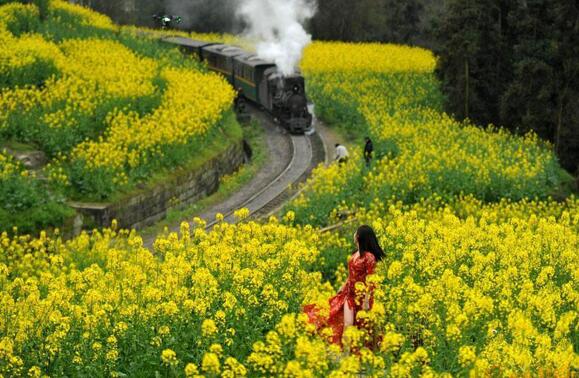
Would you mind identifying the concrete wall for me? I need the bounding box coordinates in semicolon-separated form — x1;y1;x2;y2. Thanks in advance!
70;140;247;234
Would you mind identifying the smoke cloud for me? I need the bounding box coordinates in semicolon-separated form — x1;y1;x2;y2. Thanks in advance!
165;0;317;76
237;0;317;76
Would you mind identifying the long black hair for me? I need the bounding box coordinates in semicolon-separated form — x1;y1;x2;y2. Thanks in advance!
355;225;385;262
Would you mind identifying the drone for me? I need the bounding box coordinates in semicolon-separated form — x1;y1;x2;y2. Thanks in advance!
152;14;182;29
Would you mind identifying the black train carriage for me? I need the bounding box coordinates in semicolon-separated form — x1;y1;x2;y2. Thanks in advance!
233;53;275;106
161;36;313;134
203;44;246;83
161;36;215;60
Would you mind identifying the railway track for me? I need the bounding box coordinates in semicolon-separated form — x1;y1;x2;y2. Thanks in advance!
204;105;323;229
144;105;325;248
205;134;312;228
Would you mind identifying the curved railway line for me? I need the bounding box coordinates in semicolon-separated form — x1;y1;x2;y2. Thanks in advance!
144;105;326;249
205;133;312;228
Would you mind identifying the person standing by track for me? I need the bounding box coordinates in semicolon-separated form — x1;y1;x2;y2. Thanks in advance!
364;137;374;167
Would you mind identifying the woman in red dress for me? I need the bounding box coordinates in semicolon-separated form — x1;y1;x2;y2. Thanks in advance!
304;225;385;345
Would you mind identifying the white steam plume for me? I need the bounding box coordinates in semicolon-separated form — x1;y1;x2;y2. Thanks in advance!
237;0;317;76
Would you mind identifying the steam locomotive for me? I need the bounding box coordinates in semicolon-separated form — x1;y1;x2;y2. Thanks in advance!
161;36;313;134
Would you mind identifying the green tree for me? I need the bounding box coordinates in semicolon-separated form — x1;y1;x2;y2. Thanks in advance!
500;0;557;139
435;0;513;124
552;0;579;174
310;0;428;44
382;0;424;44
311;0;357;41
501;0;578;173
437;0;578;177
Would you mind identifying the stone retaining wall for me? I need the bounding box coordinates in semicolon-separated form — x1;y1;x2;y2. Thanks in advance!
70;140;248;235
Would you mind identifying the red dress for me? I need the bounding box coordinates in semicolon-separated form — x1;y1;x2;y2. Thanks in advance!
304;252;376;344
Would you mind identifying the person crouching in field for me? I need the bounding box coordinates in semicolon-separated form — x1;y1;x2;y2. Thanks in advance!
335;143;349;165
303;225;385;349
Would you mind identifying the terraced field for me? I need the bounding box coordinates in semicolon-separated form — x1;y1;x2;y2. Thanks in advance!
0;1;235;232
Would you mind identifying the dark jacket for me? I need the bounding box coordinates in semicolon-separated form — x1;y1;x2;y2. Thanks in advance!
364;140;374;155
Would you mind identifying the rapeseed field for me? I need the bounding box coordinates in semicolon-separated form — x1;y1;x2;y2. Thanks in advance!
0;1;234;225
0;2;577;377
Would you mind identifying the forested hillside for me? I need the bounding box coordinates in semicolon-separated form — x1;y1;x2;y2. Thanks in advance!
436;0;579;176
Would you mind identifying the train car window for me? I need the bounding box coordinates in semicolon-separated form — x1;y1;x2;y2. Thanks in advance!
245;66;253;82
208;53;217;68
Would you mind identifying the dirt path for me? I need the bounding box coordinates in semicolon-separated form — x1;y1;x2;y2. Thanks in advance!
315;120;347;166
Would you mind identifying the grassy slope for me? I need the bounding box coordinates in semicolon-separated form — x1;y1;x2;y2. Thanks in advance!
140;118;268;239
0;2;245;234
